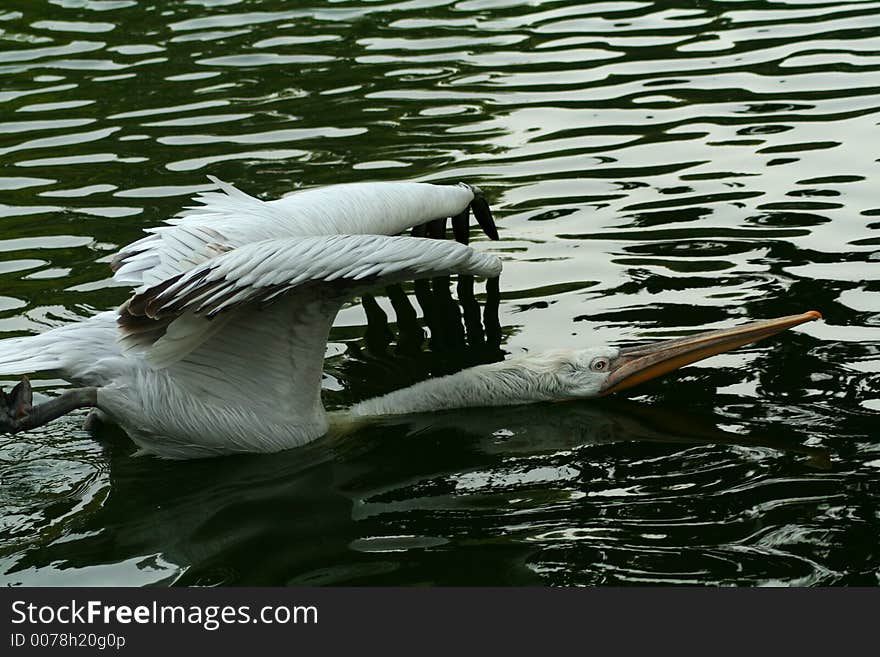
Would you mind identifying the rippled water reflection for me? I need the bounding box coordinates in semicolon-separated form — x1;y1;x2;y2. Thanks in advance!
0;0;878;586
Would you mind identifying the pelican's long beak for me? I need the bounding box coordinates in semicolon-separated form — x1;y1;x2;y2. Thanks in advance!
600;311;822;396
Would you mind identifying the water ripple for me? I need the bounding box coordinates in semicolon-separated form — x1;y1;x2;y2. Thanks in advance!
0;0;877;586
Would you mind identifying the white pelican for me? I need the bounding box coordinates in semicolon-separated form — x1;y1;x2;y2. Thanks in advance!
0;178;821;459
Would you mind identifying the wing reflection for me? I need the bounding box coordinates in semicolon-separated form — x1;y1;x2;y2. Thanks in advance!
328;274;505;407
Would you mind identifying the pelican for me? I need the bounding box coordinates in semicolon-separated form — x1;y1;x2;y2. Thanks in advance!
0;178;821;459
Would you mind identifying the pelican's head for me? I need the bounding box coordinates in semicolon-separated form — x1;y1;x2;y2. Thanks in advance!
543;311;822;399
350;311;822;417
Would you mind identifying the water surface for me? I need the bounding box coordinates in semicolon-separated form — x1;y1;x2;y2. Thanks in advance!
0;0;878;586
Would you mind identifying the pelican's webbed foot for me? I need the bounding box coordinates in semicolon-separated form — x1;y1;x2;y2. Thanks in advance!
0;376;33;433
0;377;98;434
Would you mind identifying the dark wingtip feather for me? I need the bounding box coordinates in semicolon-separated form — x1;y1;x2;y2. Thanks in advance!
470;194;499;241
451;208;470;245
117;299;175;349
125;275;183;319
427;217;447;239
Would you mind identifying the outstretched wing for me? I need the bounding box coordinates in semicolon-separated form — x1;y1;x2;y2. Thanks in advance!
111;178;483;293
119;234;502;368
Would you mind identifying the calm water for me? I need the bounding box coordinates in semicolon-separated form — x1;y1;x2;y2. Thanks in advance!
0;0;878;586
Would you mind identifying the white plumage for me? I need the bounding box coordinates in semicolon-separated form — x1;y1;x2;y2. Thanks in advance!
0;178;821;459
0;179;503;458
113;178;476;293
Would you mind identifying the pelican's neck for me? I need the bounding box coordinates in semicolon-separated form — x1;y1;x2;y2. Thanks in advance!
348;359;561;418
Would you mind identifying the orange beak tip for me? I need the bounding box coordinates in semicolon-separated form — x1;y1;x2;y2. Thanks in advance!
805;310;822;321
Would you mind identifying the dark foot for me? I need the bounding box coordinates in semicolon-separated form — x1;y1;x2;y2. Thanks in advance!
0;383;97;435
0;376;32;433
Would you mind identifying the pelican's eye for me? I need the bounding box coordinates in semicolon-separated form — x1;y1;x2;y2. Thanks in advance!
590;357;610;372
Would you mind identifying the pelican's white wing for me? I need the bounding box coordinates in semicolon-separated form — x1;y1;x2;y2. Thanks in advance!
120;234;502;368
112;178;476;292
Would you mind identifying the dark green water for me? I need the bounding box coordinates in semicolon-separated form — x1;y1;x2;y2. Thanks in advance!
1;0;878;586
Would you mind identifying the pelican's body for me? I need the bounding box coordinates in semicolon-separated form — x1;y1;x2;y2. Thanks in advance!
0;179;821;459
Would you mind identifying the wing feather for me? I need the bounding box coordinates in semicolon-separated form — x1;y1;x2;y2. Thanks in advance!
139;235;500;320
111;177;478;293
119;234;501;367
